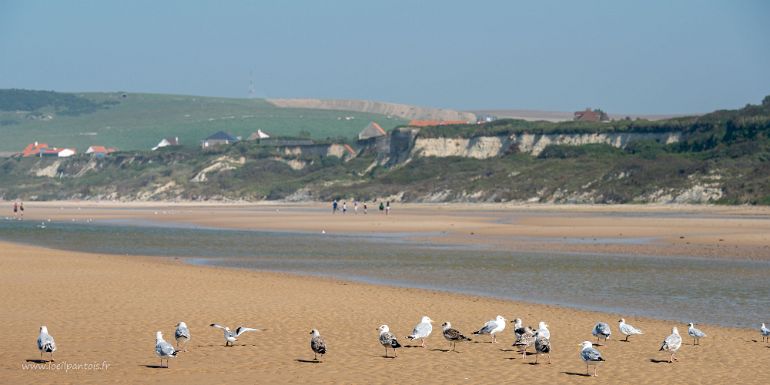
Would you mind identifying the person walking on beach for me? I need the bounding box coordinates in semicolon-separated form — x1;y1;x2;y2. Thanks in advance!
342;201;347;214
13;201;18;219
19;201;24;220
363;203;368;214
332;200;338;214
379;201;384;214
354;200;358;215
385;201;390;216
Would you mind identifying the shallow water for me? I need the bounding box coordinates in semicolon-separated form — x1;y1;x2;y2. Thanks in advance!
1;219;768;329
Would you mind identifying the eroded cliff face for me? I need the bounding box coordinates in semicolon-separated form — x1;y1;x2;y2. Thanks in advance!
411;132;682;158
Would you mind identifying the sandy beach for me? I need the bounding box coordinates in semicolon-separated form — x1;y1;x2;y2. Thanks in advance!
1;202;770;384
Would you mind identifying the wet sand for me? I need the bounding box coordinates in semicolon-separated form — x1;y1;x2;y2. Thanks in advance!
1;241;769;384
12;201;770;260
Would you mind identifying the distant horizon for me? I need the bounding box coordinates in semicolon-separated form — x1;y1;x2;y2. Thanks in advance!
1;1;768;115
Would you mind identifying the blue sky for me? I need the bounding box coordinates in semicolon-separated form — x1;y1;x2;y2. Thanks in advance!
0;0;768;114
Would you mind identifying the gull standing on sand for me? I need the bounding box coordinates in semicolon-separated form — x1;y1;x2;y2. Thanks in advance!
537;321;551;340
174;322;190;351
377;325;402;358
309;329;327;361
407;316;434;347
37;326;56;362
618;318;643;342
155;331;178;368
687;323;706;345
441;322;472;352
210;324;261;347
592;322;611;344
761;323;770;343
512;325;536;359
473;315;506;343
659;327;682;363
533;331;551;364
579;341;605;377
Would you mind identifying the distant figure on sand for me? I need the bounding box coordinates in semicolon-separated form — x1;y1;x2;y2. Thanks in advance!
19;201;24;220
363;203;368;214
332;200;338;214
13;201;18;219
385;201;390;215
354;200;358;214
342;201;347;214
379;201;384;213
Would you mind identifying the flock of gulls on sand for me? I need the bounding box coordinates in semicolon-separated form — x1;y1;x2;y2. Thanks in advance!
34;319;770;376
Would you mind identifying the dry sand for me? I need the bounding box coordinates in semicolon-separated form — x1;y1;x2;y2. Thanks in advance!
2;202;770;384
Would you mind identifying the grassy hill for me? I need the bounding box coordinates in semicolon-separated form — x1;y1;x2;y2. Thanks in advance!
0;95;768;205
0;90;407;152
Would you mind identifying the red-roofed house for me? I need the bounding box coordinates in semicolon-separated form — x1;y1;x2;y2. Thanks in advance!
574;108;609;122
86;146;116;158
22;142;49;157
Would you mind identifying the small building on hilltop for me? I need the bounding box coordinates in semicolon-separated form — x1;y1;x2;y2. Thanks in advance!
358;121;387;141
86;146;116;158
201;131;238;149
247;129;271;141
152;137;180;151
57;148;77;158
22;142;49;157
574;108;609;122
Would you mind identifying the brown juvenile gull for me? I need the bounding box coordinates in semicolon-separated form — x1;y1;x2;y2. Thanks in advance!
512;325;536;360
659;326;682;363
441;322;472;352
407;316;434;347
309;329;327;361
377;325;402;358
37;326;57;362
533;331;551;364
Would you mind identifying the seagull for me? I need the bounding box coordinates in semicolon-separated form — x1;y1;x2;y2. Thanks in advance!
618;318;643;342
512;325;536;360
309;329;327;361
441;322;471;352
533;331;551;364
579;341;605;377
536;321;550;340
174;322;190;351
37;326;56;362
155;331;178;368
407;316;434;347
210;324;261;347
687;323;706;345
377;325;402;358
659;326;682;363
761;323;770;343
473;315;506;343
592;322;611;344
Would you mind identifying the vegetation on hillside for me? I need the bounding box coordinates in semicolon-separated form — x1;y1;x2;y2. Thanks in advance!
0;90;407;152
0;95;768;205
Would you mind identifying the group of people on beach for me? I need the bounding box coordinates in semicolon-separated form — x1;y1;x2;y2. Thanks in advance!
332;199;390;215
11;200;24;220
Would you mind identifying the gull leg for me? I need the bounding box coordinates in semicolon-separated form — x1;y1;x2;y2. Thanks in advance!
594;366;598;377
586;363;589;376
547;353;551;364
535;353;539;364
421;338;425;348
50;352;54;362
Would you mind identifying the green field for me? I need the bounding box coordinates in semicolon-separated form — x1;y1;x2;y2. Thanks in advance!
0;91;407;152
